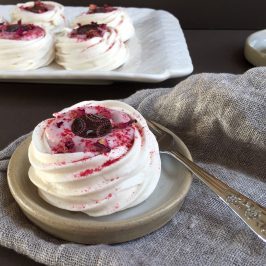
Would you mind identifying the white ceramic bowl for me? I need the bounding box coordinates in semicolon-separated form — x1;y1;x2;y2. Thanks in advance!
244;29;266;66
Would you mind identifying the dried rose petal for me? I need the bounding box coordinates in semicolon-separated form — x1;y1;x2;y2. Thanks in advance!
114;119;137;129
88;4;117;14
94;141;111;153
24;1;49;14
65;140;75;150
70;23;107;40
56;121;64;128
4;21;34;34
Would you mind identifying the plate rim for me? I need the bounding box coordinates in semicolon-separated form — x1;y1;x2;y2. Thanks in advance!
7;134;192;237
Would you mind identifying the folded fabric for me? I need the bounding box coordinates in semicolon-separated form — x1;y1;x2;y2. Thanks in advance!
0;67;265;265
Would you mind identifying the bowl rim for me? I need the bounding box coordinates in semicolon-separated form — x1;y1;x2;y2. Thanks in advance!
244;29;266;66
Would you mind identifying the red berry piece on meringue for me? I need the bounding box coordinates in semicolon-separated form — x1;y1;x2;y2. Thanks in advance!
0;16;8;25
72;4;135;42
0;20;54;70
56;22;128;70
11;1;65;33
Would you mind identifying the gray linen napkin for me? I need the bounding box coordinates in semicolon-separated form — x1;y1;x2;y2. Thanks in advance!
0;67;265;265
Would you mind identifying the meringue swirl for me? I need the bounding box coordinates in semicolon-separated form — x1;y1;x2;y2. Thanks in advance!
28;101;161;217
11;1;65;32
55;23;128;71
0;22;54;70
72;5;135;42
0;16;7;25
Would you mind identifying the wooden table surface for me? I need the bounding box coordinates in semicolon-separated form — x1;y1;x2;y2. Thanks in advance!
0;0;263;264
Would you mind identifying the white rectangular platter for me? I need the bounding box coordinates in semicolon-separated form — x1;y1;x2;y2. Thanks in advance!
0;5;193;84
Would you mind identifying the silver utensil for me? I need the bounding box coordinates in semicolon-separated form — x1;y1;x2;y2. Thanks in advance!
147;120;266;242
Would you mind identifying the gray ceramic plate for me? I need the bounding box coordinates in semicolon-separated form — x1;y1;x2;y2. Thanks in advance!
7;136;192;244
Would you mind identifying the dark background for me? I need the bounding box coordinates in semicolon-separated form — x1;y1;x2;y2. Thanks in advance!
0;1;265;265
2;0;266;29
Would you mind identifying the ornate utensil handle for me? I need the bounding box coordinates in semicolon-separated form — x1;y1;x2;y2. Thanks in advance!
167;150;266;242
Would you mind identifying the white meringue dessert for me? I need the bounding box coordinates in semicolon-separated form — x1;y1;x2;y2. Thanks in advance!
0;16;7;25
72;4;135;42
0;21;54;70
55;23;128;70
28;101;161;217
11;1;65;32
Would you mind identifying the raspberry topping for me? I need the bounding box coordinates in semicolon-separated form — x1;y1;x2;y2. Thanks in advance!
45;105;138;154
0;21;45;40
65;140;75;150
22;1;50;14
70;22;107;40
56;121;64;128
88;4;117;14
